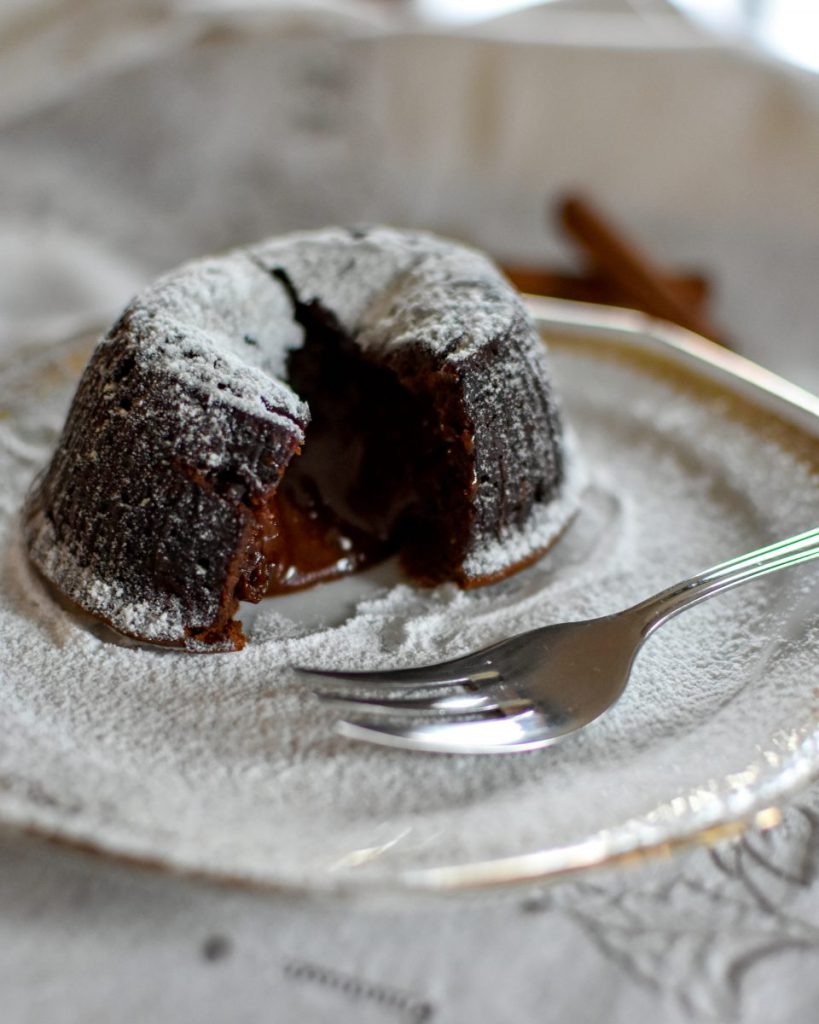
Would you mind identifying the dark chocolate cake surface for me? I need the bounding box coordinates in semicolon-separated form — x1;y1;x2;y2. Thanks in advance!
23;226;578;651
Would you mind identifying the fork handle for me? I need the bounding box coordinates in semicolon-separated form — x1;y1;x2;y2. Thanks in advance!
631;526;819;636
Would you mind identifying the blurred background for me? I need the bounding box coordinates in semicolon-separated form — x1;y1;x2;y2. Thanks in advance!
427;1;819;74
1;0;818;390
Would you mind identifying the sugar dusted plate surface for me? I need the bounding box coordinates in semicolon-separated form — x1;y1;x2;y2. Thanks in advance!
1;304;818;895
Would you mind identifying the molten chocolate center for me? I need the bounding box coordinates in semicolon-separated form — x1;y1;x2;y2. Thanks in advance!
233;284;475;604
235;482;387;601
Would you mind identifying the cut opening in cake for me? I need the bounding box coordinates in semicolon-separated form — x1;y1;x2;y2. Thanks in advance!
24;229;574;655
233;278;477;609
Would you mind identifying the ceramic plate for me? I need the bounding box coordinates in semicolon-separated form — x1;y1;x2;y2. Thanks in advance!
1;300;818;896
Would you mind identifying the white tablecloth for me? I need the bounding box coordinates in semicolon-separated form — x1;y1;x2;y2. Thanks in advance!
4;798;819;1024
2;3;819;1020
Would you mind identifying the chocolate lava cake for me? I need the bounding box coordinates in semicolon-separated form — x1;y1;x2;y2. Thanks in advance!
23;226;577;651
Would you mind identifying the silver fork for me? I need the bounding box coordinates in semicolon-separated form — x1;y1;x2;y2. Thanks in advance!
295;527;819;754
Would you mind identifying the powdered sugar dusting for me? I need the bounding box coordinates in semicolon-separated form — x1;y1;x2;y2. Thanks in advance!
462;429;585;579
24;506;194;643
131;226;528;404
250;225;525;360
2;327;818;892
24;226;567;647
118;255;308;426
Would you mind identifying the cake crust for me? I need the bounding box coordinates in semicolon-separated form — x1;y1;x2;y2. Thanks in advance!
24;226;572;651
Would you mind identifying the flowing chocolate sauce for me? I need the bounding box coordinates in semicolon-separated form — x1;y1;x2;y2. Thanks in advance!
235;481;387;601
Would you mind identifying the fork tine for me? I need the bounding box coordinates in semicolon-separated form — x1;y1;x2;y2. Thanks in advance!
317;689;530;717
337;709;560;754
293;655;501;690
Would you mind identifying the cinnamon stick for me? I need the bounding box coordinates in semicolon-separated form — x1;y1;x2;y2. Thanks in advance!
502;265;711;312
556;194;725;344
